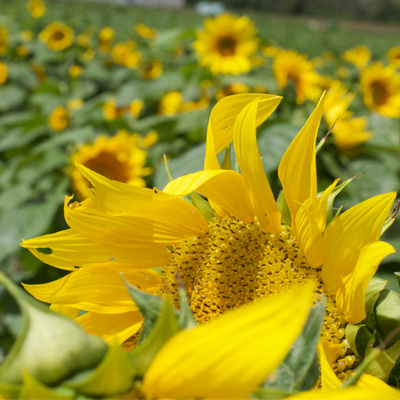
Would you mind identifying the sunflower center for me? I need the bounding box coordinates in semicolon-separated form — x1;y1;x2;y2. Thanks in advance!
162;216;359;381
370;80;389;106
216;36;237;56
52;30;65;41
84;152;129;183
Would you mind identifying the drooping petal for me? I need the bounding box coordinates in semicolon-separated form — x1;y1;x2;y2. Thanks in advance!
233;98;281;235
318;342;341;391
204;93;282;170
50;304;80;318
21;229;170;270
23;266;160;314
287;386;400;399
163;169;255;222
76;310;143;345
295;180;338;267
64;196;208;248
335;241;395;324
142;283;314;400
322;192;396;293
278;93;325;225
357;374;396;389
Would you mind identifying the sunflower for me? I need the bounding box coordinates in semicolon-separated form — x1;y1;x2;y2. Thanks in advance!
98;26;114;52
158;91;183;115
360;62;400;118
27;0;46;18
111;41;141;69
342;45;371;68
39;21;74;51
69;130;152;199
193;14;258;75
0;62;8;85
274;49;321;104
48;105;69;131
387;46;400;69
22;94;396;383
141;60;163;80
135;23;157;40
0;25;8;55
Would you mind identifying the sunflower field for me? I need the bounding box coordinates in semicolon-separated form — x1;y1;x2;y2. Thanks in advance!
1;0;400;398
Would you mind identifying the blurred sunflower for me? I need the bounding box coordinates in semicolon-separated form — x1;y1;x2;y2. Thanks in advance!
111;41;141;68
0;25;8;55
39;21;74;51
135;23;157;39
141;60;162;80
158;91;183;115
68;130;152;199
361;62;400;118
0;62;8;85
27;0;46;18
68;64;83;78
387;46;400;69
274;49;321;104
215;82;250;101
22;94;396;384
129;99;144;118
98;26;114;52
48;105;69;131
193;14;258;75
20;30;33;42
342;45;371;68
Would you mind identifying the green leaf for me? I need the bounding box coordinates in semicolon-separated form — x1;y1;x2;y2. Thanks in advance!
128;296;180;377
0;273;107;386
0;85;26;112
64;341;134;397
176;283;197;330
365;340;400;382
252;387;297;399
277;190;291;226
189;192;215;223
0;382;21;400
345;323;374;358
263;298;325;391
375;289;400;345
364;277;389;330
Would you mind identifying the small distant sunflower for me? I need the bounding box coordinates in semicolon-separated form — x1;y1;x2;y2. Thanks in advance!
39;22;74;51
0;25;8;55
158;91;183;116
20;30;33;42
27;0;46;18
0;62;8;85
193;14;258;75
274;49;321;104
135;23;157;40
129;99;145;118
77;31;91;48
69;130;153;199
215;82;250;101
342;45;371;68
68;65;83;78
361;62;400;118
387;46;400;69
49;105;69;131
141;60;162;80
98;27;114;52
111;41;141;69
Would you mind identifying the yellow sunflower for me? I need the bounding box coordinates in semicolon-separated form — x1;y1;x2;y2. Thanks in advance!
98;26;114;52
274;49;321;104
0;25;8;55
361;61;400;118
141;60;163;80
69;130;152;199
342;45;371;68
39;21;74;51
193;14;258;75
111;41;141;69
387;46;400;69
135;23;157;40
22;94;396;384
48;105;69;131
157;91;183;115
27;0;46;18
0;62;8;85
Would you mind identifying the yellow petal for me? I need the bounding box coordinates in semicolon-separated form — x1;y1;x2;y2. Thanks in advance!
76;310;143;345
357;374;395;389
322;192;396;293
335;241;395;324
318;342;341;390
142;283;314;399
163;170;255;223
21;229;170;270
23;266;160;314
295;180;338;267
50;304;80;318
278;93;325;225
233;98;281;235
64;195;208;248
204;93;282;170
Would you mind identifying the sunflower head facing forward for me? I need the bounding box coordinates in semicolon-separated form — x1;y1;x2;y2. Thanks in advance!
39;21;74;51
193;14;258;75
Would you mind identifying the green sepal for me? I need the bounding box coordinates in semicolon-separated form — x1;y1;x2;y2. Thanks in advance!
277;190;291;226
345;323;374;358
365;340;400;382
375;289;400;346
177;281;197;329
189;192;216;223
0;382;22;400
19;371;75;400
381;200;399;235
388;358;400;388
252;387;298;400
0;272;107;386
221;145;233;170
128;296;180;377
63;341;135;397
262;298;325;391
395;272;400;289
363;277;389;330
326;175;361;225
